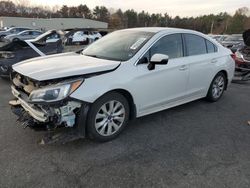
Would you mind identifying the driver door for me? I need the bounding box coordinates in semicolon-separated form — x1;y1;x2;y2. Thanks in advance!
134;34;190;115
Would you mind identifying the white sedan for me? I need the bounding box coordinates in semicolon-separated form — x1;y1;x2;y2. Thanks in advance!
72;31;102;44
10;27;235;142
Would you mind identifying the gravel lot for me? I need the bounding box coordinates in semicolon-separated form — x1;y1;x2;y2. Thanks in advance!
1;78;250;187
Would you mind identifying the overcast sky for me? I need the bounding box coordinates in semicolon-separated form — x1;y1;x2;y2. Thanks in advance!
30;0;250;17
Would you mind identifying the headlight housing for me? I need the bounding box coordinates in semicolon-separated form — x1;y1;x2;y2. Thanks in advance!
0;51;15;59
29;79;83;103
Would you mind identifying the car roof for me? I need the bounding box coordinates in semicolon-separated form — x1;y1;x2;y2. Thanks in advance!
121;27;199;34
17;30;42;34
10;27;31;29
22;30;42;32
120;27;222;47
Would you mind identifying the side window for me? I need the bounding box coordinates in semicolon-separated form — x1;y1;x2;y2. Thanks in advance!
22;31;29;35
10;28;16;33
150;34;183;59
206;40;217;53
184;34;207;56
18;28;25;32
32;31;41;35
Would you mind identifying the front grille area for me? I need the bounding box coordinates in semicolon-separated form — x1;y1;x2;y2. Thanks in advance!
12;72;38;95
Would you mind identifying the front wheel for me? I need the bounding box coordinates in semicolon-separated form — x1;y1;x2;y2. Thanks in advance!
0;35;6;41
206;72;226;102
86;92;130;142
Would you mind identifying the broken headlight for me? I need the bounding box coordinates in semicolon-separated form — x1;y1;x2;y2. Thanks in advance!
0;51;15;59
29;79;83;103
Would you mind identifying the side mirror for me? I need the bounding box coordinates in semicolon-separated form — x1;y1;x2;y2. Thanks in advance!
148;54;169;70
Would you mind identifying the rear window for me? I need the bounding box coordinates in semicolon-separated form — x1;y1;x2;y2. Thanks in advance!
184;34;207;56
206;40;217;53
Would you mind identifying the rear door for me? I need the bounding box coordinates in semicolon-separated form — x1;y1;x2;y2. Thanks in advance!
183;34;218;96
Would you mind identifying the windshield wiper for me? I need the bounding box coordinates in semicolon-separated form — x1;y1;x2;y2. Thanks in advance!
85;54;98;58
83;54;123;61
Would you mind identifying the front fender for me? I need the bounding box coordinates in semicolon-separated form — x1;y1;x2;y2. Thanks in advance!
70;63;136;104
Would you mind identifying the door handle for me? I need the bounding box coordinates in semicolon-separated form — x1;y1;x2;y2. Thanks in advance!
211;59;218;63
179;65;188;71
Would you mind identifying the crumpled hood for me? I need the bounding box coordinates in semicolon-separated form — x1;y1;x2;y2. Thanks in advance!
12;52;120;81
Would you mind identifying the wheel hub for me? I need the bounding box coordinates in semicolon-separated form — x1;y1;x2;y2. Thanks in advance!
95;100;125;136
212;75;225;99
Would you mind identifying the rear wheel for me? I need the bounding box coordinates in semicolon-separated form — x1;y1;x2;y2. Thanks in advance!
86;92;130;142
13;38;20;42
206;72;226;102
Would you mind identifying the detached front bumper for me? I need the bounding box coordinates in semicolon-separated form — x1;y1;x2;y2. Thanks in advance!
9;72;90;144
11;86;49;122
10;85;84;128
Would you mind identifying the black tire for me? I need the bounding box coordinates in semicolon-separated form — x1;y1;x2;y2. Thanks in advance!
83;38;89;45
86;92;130;142
13;38;19;42
206;72;226;102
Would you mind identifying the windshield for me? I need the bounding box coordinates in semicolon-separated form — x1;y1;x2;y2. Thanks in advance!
35;31;55;41
82;30;154;61
225;36;243;41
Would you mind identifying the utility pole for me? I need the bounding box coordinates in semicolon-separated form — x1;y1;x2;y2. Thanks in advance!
224;19;228;34
210;20;214;34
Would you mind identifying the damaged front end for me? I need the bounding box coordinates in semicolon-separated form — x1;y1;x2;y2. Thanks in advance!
9;72;89;144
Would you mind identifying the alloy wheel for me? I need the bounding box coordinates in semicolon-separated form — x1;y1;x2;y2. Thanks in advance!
95;100;125;136
212;75;225;99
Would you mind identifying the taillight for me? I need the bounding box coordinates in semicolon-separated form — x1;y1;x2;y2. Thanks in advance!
234;51;245;65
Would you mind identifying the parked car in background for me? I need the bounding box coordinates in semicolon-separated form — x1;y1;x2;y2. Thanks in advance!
0;27;10;31
0;30;63;77
99;30;109;37
64;29;102;45
210;35;229;43
233;29;250;81
0;27;32;41
221;34;244;52
3;30;43;42
9;27;235;143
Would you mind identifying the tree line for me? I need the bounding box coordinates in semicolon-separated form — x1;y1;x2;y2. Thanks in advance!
0;0;249;34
